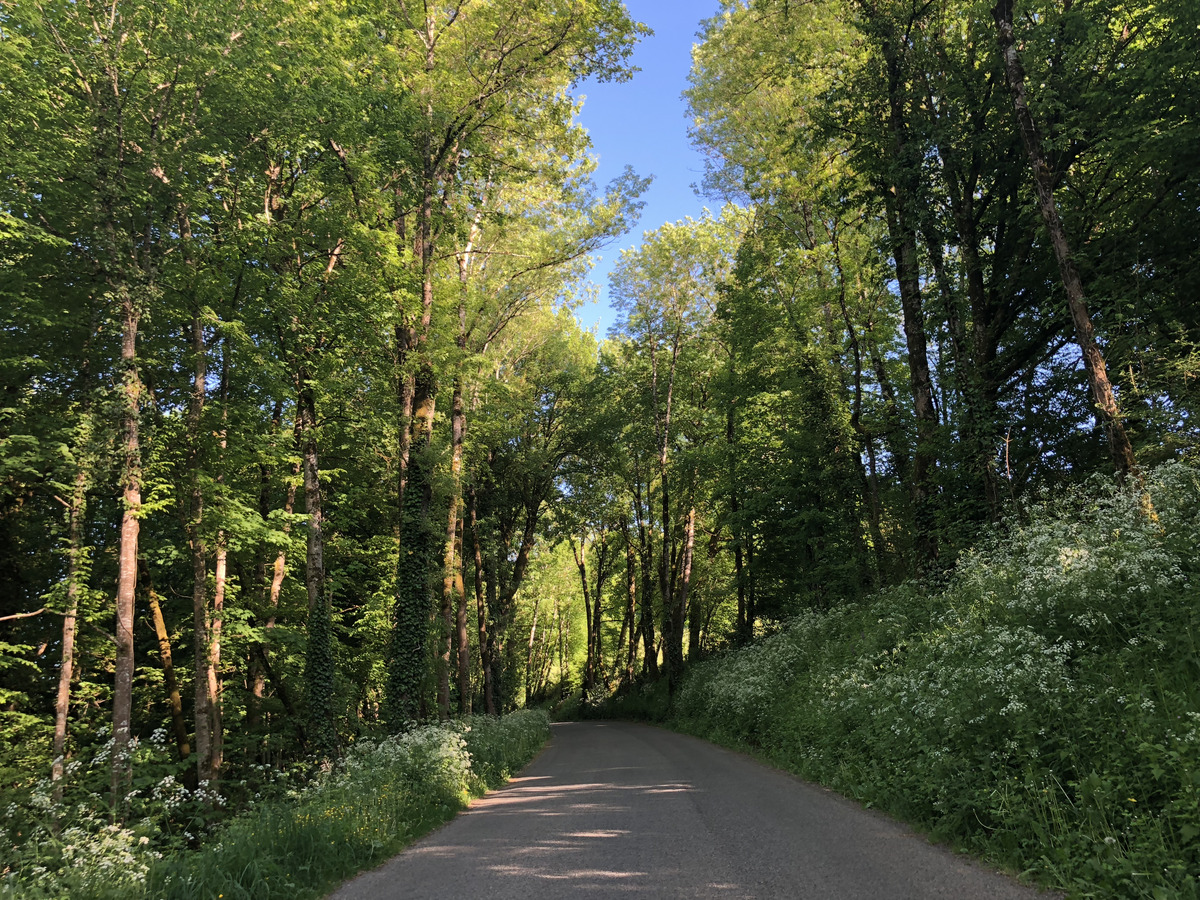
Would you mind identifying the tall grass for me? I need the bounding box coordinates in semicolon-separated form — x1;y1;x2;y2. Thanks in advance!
2;711;550;900
670;463;1200;899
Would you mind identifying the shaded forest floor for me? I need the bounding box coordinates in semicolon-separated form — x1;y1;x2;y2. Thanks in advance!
586;463;1200;900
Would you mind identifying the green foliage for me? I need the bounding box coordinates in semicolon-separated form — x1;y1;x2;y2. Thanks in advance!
579;678;672;724
2;712;549;900
671;464;1200;898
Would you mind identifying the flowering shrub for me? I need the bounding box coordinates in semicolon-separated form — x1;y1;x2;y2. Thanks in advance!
456;710;552;791
1;711;550;900
672;464;1200;898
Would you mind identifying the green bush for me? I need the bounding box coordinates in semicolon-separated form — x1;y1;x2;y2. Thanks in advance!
672;463;1200;899
2;711;550;900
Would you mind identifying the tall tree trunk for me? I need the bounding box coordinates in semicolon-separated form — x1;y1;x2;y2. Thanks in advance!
725;398;752;644
878;29;940;570
524;595;541;707
439;378;466;719
922;224;1002;522
298;375;336;758
187;312;213;785
623;520;637;686
613;599;630;688
388;363;437;725
485;546;502;711
206;338;230;783
573;528;613;696
685;516;701;660
248;401;281;734
668;506;695;687
993;0;1136;475
248;463;270;733
453;516;470;715
571;535;594;695
633;475;657;678
866;335;912;493
112;288;142;808
444;214;482;717
833;235;886;583
556;601;567;696
593;531;608;691
494;502;540;707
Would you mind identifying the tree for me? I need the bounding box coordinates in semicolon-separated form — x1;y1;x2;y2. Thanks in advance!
608;208;746;689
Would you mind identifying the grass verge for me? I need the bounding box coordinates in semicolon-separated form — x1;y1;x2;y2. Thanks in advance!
4;711;550;900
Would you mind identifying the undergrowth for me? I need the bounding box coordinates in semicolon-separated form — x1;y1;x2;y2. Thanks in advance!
627;463;1200;899
2;710;550;900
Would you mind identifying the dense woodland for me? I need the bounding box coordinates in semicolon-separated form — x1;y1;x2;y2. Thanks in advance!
2;0;1199;892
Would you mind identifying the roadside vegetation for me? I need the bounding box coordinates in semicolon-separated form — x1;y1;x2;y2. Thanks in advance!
2;711;549;900
592;465;1200;899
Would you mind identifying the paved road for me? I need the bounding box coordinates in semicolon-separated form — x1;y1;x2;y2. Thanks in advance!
329;721;1057;899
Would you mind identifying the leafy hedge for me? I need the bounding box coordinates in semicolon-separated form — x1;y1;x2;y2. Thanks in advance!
3;710;550;900
671;463;1200;899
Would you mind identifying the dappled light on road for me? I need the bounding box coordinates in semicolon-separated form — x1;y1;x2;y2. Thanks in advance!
329;722;1058;900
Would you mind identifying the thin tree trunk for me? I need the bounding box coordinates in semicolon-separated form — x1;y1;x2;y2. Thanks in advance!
468;486;495;715
144;573;190;762
671;506;695;682
833;235;886;581
249;641;306;747
52;465;87;792
725;399;752;643
571;535;594;695
685;525;701;660
556;601;566;696
485;547;502;711
623;520;637;686
298;375;336;758
248;463;270;733
657;333;681;686
249;400;284;734
593;531;608;691
867;335;912;492
634;480;657;677
613;600;630;688
206;339;230;783
251;459;297;731
188;311;213;784
525;595;541;707
454;516;470;715
444;210;483;716
993;0;1135;475
496;503;540;706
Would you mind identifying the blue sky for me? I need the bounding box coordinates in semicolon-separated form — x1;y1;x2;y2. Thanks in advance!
572;0;724;337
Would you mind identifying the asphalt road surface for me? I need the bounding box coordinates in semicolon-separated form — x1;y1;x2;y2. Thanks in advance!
329;721;1057;899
